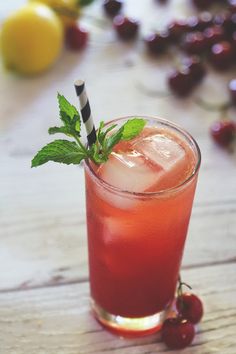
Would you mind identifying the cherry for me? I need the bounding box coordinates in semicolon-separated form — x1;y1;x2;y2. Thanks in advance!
228;0;236;13
228;0;236;5
210;120;236;146
208;41;234;70
230;5;236;14
182;31;207;55
187;12;213;32
213;12;230;27
176;293;204;324
65;24;89;51
192;0;214;10
113;15;139;40
162;317;195;349
231;31;236;50
103;0;123;17
187;16;200;32
197;12;214;31
203;26;225;47
168;20;188;41
167;68;194;97
144;32;169;55
229;78;236;104
223;13;236;36
182;56;206;83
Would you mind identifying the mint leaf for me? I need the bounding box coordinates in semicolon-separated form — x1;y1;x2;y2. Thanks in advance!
58;93;79;122
31;140;87;167
57;94;81;136
121;118;146;141
89;142;108;164
97;121;117;146
105;126;124;153
48;126;73;136
31;94;146;168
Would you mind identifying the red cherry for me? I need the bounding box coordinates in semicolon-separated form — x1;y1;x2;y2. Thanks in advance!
229;78;236;104
144;32;169;55
162;317;195;349
210;120;236;146
228;0;236;6
223;13;236;36
192;0;214;10
113;15;139;40
197;12;214;31
228;0;236;13
208;41;234;71
213;13;228;27
168;19;189;41
176;293;204;324
182;56;206;83
103;0;123;17
182;31;207;55
65;24;89;51
230;31;236;51
187;16;200;32
203;26;225;47
167;68;194;97
187;12;213;32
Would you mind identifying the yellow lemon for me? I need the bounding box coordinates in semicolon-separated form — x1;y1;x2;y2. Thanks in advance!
29;0;80;27
0;3;64;75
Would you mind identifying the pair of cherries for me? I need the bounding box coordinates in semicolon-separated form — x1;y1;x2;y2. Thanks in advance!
162;281;204;349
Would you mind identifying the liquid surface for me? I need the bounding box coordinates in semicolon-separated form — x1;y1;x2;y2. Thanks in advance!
95;126;196;193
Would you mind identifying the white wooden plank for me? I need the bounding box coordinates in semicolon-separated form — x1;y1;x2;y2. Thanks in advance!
0;263;236;354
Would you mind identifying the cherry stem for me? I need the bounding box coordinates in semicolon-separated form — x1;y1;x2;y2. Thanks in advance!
177;275;192;314
194;97;232;112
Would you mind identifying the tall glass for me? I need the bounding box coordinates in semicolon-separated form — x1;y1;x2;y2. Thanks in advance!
84;116;201;336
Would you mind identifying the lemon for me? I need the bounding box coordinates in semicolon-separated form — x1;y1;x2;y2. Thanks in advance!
0;3;64;75
29;0;80;27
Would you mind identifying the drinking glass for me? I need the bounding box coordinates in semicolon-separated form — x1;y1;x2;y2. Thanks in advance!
84;116;201;336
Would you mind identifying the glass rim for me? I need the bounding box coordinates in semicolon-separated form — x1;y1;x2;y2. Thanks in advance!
84;115;201;198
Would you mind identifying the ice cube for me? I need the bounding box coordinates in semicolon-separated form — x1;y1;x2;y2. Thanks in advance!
95;150;164;209
98;150;164;193
134;133;186;172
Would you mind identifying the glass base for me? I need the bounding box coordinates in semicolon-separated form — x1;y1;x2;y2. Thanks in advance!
91;299;168;337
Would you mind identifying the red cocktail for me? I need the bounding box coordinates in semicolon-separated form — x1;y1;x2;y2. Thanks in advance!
84;116;201;335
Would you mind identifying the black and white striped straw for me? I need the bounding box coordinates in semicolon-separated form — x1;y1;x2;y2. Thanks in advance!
74;79;96;146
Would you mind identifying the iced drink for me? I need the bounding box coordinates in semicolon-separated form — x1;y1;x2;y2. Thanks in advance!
84;116;201;335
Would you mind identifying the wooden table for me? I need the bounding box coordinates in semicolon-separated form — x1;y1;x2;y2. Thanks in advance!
1;0;236;353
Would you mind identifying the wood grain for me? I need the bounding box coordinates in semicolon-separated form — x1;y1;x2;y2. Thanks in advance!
0;263;236;354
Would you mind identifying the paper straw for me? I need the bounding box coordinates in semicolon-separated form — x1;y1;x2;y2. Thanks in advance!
74;79;96;146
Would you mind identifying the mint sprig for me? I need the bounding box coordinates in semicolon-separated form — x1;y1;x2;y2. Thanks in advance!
31;94;146;168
